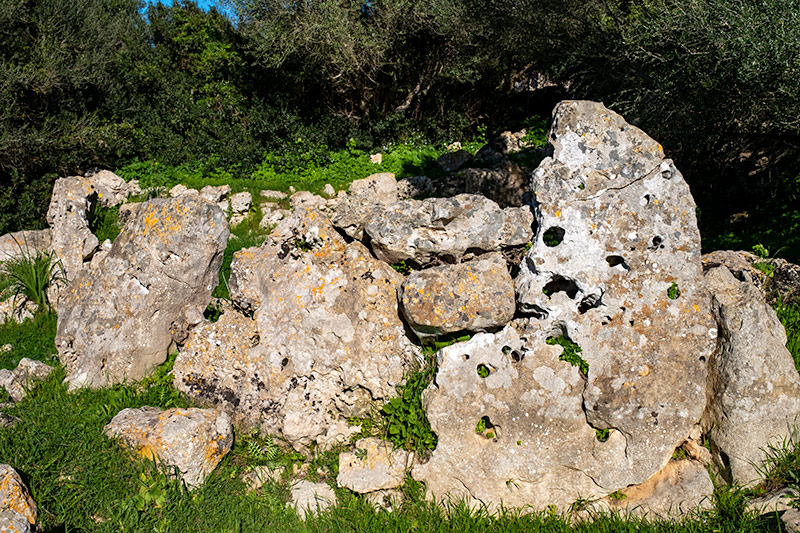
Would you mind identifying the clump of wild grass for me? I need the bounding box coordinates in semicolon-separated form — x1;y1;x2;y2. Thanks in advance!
0;238;64;313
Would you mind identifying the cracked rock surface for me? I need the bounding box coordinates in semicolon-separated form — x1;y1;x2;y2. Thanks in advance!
56;196;228;389
175;209;419;451
413;101;716;511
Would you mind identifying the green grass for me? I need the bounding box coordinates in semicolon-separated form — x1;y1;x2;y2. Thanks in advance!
0;312;58;371
775;299;800;372
0;319;781;532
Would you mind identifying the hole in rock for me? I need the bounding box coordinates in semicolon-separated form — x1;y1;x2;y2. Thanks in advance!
699;356;706;363
578;293;603;314
462;354;470;361
502;346;512;355
511;350;524;363
477;364;492;378
643;194;651;204
543;227;565;247
281;357;289;369
606;255;630;270
601;316;612;325
651;236;664;249
542;276;580;299
595;428;610;442
475;416;497;439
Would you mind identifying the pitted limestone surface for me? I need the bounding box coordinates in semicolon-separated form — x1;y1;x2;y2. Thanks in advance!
415;101;716;511
180;209;419;451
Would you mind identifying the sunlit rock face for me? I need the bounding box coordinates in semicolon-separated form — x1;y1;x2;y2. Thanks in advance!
413;100;716;511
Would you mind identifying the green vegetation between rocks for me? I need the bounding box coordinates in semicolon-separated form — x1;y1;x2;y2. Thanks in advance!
546;335;588;376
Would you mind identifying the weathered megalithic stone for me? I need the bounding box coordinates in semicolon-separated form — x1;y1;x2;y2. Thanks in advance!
174;209;420;452
363;194;533;267
400;252;516;339
413;101;717;511
56;195;228;389
702;264;800;487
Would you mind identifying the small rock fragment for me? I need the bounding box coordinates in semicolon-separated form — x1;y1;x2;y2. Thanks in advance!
337;438;414;493
288;480;337;520
0;358;54;402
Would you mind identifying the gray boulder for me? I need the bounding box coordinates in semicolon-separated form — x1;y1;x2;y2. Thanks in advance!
414;101;716;512
55;196;228;389
337;438;414;494
400;253;515;339
288;480;337;519
331;173;399;240
365;194;533;267
104;406;233;489
175;209;419;451
599;459;713;518
200;184;231;203
46;176;100;281
436;149;472;172
702;264;800;486
0;358;54;402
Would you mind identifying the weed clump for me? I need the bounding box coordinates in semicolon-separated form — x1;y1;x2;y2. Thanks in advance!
546;335;588;376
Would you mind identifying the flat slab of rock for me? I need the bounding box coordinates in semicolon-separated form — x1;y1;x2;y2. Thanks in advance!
414;101;716;512
337;438;414;493
56;196;228;389
331;173;399;239
364;194;533;267
702;264;800;486
0;464;37;527
175;209;418;451
0;358;54;402
400;253;515;338
288;480;336;520
104;406;233;489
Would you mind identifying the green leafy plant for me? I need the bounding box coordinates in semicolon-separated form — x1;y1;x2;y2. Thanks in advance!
775;299;800;371
0;238;64;313
667;282;681;300
608;490;627;501
595;428;610;442
381;349;438;453
128;468;171;511
88;204;122;243
547;335;588;375
476;364;490;378
475;418;486;434
390;260;411;276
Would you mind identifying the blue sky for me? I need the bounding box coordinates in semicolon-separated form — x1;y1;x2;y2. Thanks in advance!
144;0;220;11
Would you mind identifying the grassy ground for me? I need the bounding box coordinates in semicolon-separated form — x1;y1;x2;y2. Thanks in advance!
0;313;789;532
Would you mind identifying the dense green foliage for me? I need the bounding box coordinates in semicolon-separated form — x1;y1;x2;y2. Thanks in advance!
2;0;798;260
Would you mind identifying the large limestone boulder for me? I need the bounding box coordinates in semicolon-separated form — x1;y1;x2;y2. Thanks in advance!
174;209;419;451
400;252;515;339
702;264;800;486
46;172;136;281
464;160;529;207
56;196;228;389
414;101;716;511
330;172;399;240
364;194;533;267
288;480;337;520
104;407;233;489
